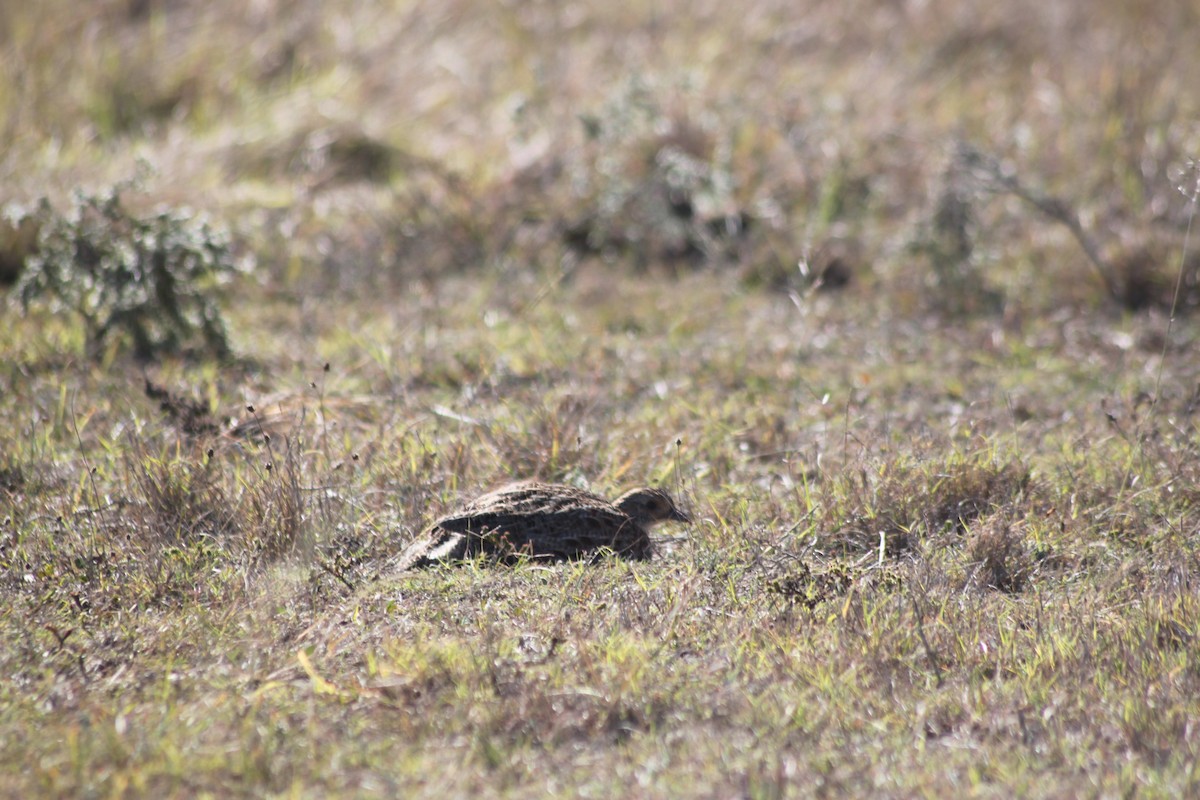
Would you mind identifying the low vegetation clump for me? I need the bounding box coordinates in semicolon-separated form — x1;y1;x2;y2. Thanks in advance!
2;0;1200;797
7;185;245;361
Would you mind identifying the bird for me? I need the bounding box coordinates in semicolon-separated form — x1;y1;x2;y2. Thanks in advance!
390;482;690;570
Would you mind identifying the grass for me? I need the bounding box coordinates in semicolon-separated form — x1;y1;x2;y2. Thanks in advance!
3;0;1200;797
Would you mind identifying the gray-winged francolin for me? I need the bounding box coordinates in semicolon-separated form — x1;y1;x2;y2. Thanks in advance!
392;482;690;570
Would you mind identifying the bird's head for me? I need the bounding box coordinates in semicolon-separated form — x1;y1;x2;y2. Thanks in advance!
615;487;691;527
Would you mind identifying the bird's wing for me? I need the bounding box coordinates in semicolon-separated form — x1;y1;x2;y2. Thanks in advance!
387;527;469;571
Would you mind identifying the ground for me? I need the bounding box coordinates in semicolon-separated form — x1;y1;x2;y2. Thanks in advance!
2;1;1200;797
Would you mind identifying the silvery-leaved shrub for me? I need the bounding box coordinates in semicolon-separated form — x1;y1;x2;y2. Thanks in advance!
9;186;247;361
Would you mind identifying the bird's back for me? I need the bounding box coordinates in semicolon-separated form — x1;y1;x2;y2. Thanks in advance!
394;482;651;569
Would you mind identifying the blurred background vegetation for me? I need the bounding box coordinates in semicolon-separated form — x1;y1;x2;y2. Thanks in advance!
2;0;1197;315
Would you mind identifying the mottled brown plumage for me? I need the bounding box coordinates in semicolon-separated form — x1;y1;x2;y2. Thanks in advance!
392;482;690;570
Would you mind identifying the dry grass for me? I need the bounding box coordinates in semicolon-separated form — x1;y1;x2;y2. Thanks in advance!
2;0;1200;797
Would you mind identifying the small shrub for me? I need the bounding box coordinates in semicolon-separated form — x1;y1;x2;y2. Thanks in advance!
563;80;750;268
908;147;1000;314
9;186;247;361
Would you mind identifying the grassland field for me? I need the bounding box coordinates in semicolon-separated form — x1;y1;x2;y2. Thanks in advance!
2;1;1200;797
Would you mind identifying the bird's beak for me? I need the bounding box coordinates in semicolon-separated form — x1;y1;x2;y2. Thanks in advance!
671;506;691;524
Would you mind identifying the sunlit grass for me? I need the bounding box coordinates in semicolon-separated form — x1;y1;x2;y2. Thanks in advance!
2;0;1200;796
